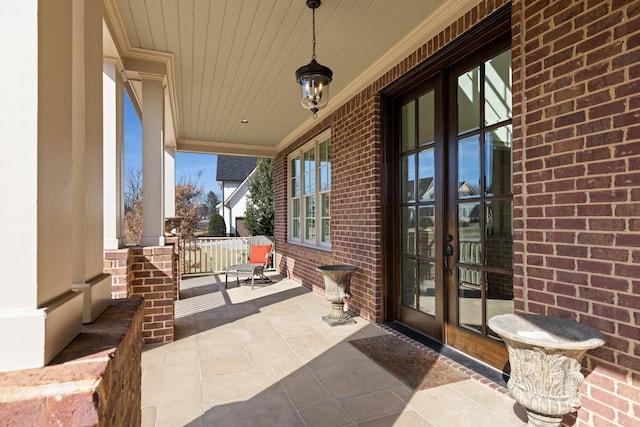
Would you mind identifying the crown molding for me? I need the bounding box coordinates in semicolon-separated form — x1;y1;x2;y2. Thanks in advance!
102;0;180;141
178;139;278;159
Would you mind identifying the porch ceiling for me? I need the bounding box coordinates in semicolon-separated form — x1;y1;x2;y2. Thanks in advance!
104;0;474;157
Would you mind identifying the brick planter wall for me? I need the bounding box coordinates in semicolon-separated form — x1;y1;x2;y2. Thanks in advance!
0;298;143;426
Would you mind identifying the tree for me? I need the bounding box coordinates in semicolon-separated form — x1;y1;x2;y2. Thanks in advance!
124;167;143;244
124;167;143;212
125;199;143;244
201;190;221;218
245;158;274;236
175;171;205;238
208;213;226;236
123;167;209;241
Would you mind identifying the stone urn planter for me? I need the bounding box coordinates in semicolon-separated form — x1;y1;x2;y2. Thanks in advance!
488;313;605;427
316;265;358;326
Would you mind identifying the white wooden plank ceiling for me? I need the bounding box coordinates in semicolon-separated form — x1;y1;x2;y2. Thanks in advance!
110;0;470;156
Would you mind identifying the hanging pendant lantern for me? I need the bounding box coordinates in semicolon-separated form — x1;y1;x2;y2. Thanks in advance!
295;0;333;119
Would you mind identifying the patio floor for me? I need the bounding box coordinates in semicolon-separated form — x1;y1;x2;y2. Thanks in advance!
141;273;528;427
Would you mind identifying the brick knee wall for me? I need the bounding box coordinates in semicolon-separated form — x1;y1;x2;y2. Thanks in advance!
0;298;143;427
129;246;176;344
105;245;178;344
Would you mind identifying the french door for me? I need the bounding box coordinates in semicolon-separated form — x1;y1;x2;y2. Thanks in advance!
397;75;445;341
391;33;513;369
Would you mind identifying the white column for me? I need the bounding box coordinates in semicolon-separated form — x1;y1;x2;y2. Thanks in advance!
103;59;125;250
164;148;176;218
0;0;83;371
141;75;166;246
70;0;111;324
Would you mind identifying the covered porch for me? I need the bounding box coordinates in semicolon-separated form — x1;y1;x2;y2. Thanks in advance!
142;273;526;426
1;0;638;425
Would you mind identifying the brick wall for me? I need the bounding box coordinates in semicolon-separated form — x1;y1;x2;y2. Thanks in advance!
105;245;178;344
129;246;176;344
0;298;143;426
104;248;129;299
166;235;182;301
274;120;336;296
513;1;639;426
274;0;510;323
275;1;638;425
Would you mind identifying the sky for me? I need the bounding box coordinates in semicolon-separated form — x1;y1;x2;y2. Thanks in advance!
123;92;221;198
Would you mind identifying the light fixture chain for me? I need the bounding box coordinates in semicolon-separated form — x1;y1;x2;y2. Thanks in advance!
312;8;316;61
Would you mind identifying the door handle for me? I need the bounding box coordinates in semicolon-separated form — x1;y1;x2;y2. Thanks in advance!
444;237;454;276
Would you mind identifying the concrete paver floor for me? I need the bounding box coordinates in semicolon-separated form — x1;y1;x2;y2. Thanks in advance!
142;274;528;427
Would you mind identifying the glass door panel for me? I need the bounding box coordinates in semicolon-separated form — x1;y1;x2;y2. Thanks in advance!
402;258;417;309
402;154;416;203
485;126;512;196
397;84;443;340
401;206;416;255
390;25;512;370
418;260;436;316
447;47;513;360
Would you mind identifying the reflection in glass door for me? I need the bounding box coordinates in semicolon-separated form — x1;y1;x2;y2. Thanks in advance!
385;10;513;368
398;80;444;341
447;48;514;366
392;40;513;368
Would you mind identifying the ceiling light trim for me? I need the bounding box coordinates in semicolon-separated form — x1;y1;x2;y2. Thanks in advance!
178;139;278;159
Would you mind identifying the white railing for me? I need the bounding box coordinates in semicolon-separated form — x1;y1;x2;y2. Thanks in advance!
180;236;274;275
459;240;482;288
182;237;249;275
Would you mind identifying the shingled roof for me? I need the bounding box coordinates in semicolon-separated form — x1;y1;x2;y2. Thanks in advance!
216;156;258;182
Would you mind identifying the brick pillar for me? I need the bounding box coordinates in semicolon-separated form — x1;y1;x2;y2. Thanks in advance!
129;246;175;344
104;248;130;299
166;235;182;301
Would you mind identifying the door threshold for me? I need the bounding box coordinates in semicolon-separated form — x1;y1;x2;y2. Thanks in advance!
384;321;509;388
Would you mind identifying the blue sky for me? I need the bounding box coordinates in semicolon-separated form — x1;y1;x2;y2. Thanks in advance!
124;93;221;197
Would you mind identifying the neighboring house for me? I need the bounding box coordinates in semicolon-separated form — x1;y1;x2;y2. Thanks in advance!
216;156;258;236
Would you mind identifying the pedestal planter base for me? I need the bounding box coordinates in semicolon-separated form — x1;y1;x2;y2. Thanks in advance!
316;265;358;327
526;411;563;427
488;314;605;427
323;302;356;326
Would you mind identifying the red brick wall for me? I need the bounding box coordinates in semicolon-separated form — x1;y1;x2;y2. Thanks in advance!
104;248;129;299
274;0;510;322
274;120;336;296
513;1;640;426
129;246;176;344
275;0;638;425
105;245;178;344
166;235;182;300
0;298;143;427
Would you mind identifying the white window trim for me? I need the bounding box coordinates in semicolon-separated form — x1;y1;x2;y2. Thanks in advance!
288;128;331;250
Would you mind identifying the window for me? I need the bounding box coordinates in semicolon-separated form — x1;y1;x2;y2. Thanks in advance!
288;129;331;248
